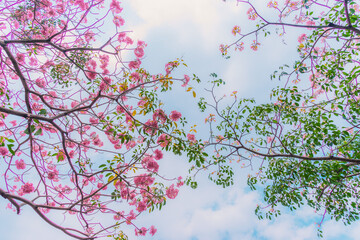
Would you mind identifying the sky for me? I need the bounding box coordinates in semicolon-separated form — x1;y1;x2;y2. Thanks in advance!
1;0;360;239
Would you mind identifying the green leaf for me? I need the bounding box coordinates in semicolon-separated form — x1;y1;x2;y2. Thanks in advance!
34;128;42;136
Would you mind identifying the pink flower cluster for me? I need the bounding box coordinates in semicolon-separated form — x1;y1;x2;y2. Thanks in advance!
134;174;155;187
166;184;179;199
169;110;181;122
15;159;26;170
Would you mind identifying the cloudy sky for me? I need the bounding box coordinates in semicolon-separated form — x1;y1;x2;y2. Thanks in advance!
0;0;359;239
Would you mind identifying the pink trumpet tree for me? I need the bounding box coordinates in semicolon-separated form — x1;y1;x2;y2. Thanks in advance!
0;0;204;239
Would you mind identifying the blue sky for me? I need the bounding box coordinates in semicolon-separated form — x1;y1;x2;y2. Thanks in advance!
1;0;360;239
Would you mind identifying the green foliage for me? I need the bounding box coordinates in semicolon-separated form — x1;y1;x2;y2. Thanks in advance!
202;0;360;231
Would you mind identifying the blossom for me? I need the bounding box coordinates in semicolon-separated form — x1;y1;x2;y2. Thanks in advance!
267;1;278;8
134;47;145;58
250;40;260;51
232;25;241;36
235;42;244;51
32;102;43;111
84;30;95;43
48;169;59;181
0;146;8;156
118;32;126;42
152;109;167;123
86;70;97;80
169;110;181;122
146;159;159;172
182;74;190;87
135;227;147;236
74;0;88;11
89;117;99;124
187;133;196;142
247;8;258;20
149;225;157;236
124;36;134;45
154;149;163;160
166;184;179;199
29;57;38;66
128;60;141;70
144;119;158;134
35;78;46;88
157;134;170;147
177;176;184;187
16;53;25;64
298;33;307;43
110;0;123;14
219;44;228;55
15;159;26;170
136;201;147;212
165;61;179;74
134;174;154;187
113;16;125;27
21;182;34;194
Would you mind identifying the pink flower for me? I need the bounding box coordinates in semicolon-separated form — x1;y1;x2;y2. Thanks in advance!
134;174;154;187
89;117;99;124
247;8;258;20
118;32;126;42
49;91;57;97
84;30;95;43
235;42;244;51
110;0;123;13
128;60;141;70
149;225;157;236
116;105;125;113
177;176;184;187
74;0;88;10
166;184;179;199
0;146;8;156
136;201;147;212
21;182;34;194
134;47;145;58
267;0;278;8
157;134;170;147
146;159;159;173
169;110;181;122
48;169;59;181
165;62;178;74
182;75;190;87
35;78;46;88
113;16;125;27
144;119;158;134
15;159;26;170
298;33;307;43
16;53;25;64
232;25;241;36
29;57;38;66
250;40;260;51
154;149;163;160
187;133;196;142
86;71;97;80
124;36;133;45
135;227;147;236
153;109;167;123
32;102;43;111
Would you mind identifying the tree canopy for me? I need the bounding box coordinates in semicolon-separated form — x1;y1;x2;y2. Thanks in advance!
197;0;360;236
0;0;204;239
2;0;360;239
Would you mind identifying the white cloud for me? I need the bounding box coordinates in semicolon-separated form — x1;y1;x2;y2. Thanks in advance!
125;0;243;52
